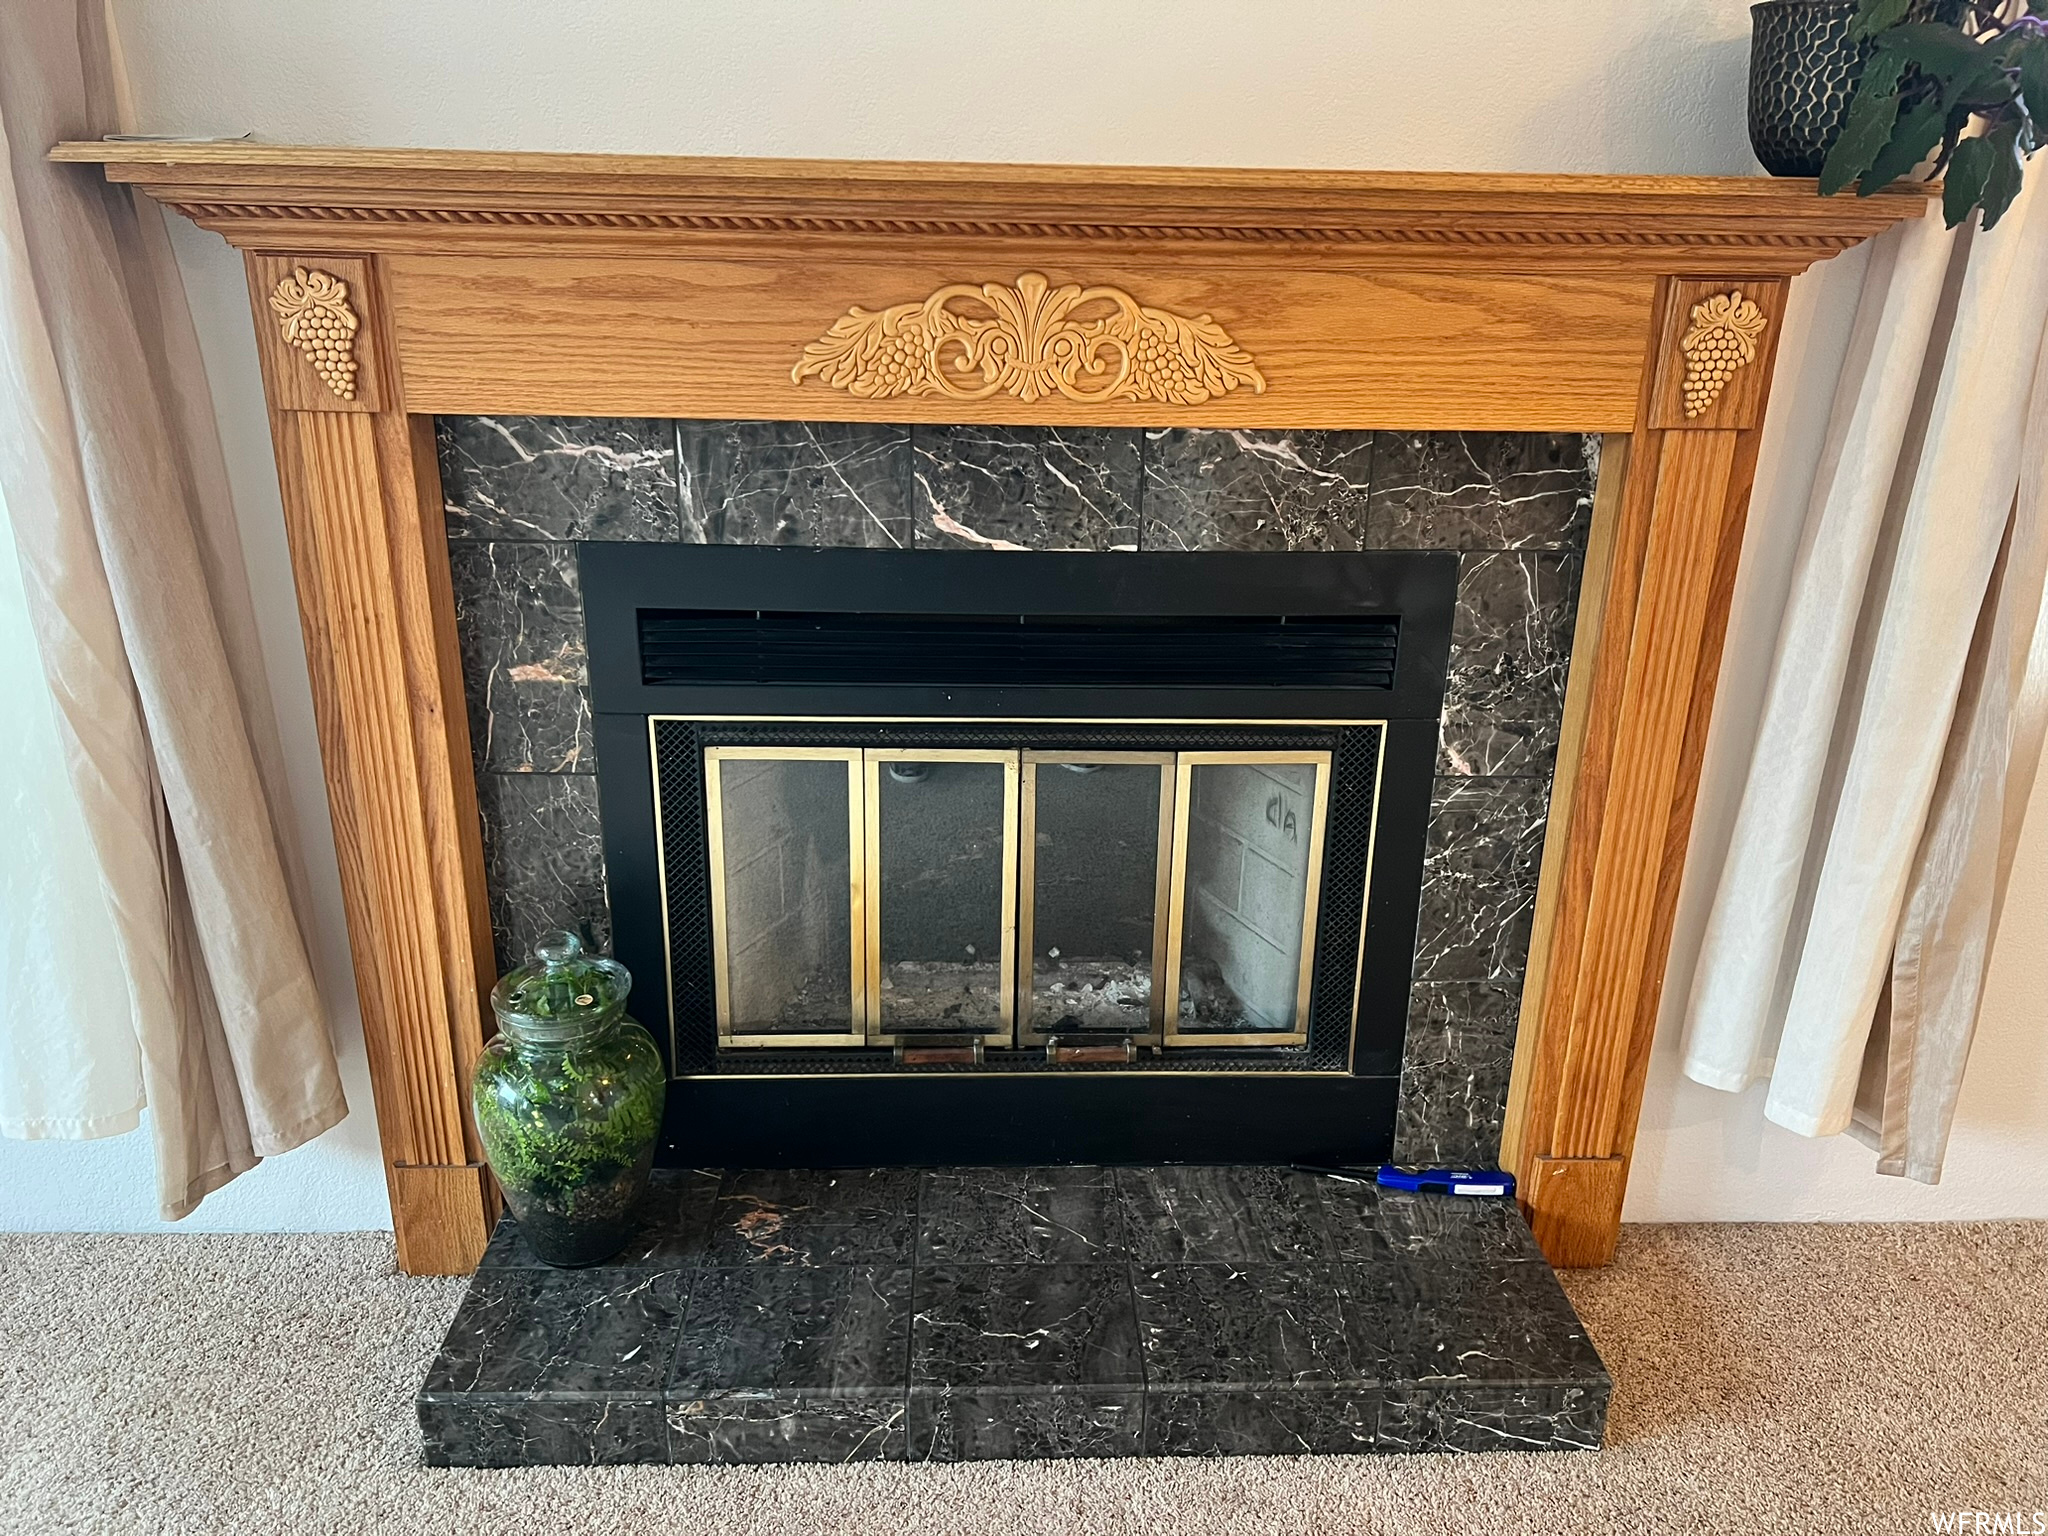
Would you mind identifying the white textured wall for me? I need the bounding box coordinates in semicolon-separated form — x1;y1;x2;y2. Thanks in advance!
2;0;2040;1229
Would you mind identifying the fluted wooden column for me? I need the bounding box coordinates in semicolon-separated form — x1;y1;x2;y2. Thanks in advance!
249;252;497;1275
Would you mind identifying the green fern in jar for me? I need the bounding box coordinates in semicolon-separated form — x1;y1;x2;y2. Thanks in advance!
472;931;664;1266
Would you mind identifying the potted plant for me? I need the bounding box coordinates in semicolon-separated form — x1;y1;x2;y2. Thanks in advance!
1818;0;2047;227
1749;2;1968;177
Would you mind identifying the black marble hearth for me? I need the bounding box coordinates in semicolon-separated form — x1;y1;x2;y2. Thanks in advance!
418;1167;1608;1466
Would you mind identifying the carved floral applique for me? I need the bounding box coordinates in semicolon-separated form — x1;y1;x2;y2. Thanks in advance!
792;271;1265;406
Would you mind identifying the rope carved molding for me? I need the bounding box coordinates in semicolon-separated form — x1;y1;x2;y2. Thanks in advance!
1679;289;1769;417
268;266;361;400
791;271;1266;405
161;200;1881;256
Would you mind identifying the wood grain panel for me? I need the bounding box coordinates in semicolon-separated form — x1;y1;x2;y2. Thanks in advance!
53;142;1931;275
1551;429;1739;1155
1617;423;1768;1164
1504;270;1779;1263
1496;434;1629;1178
1522;1156;1628;1268
260;285;494;1272
1511;393;1674;1206
382;255;1654;429
390;1165;498;1277
276;408;467;1166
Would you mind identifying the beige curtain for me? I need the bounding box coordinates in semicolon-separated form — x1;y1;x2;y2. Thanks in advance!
0;0;346;1215
1679;178;2048;1178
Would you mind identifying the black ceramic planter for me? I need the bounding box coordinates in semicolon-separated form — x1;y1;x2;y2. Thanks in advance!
1748;0;1959;177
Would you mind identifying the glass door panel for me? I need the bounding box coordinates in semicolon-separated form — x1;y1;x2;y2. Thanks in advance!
1165;753;1331;1046
1020;753;1173;1043
865;750;1019;1043
704;748;865;1046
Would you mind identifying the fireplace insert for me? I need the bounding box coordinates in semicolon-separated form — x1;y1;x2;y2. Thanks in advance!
585;545;1453;1165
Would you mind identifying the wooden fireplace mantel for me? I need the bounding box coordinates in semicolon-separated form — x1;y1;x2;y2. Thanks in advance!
52;141;1928;1273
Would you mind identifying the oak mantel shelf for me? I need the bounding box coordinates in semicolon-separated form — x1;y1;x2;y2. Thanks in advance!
49;141;1925;269
54;140;1930;1275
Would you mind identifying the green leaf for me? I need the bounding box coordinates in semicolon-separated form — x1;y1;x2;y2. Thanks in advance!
1864;95;1948;188
1821;54;1909;195
1943;134;1995;225
2011;34;2048;124
1855;0;1915;35
1881;23;1992;77
1978;127;2027;229
1879;27;2013;111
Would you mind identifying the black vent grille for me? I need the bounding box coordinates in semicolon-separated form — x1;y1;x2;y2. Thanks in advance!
640;611;1400;691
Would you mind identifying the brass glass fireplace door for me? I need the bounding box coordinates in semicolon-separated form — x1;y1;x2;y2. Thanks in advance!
703;747;867;1047
864;749;1022;1045
1018;753;1175;1046
1164;753;1333;1047
699;738;1341;1057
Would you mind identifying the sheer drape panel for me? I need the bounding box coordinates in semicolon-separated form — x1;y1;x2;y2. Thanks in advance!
1680;179;2048;1172
1869;337;2048;1179
0;493;139;1139
0;0;345;1216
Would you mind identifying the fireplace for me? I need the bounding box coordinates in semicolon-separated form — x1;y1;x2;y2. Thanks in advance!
581;542;1454;1164
56;140;1929;1271
52;137;1928;1468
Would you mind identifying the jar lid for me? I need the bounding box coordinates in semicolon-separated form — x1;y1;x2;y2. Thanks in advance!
490;930;631;1041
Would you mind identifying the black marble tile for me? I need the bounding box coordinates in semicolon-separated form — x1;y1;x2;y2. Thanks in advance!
447;540;592;776
473;770;610;976
1367;432;1593;552
418;1166;1610;1467
672;1265;911;1393
908;1389;1142;1461
1370;1256;1606;1387
479;1168;721;1269
438;416;680;542
912;1263;1142;1389
1144;1388;1380;1457
1440;551;1583;779
1133;1263;1364;1388
667;1393;906;1464
419;1395;670;1467
680;419;912;547
699;1169;919;1266
1141;428;1375;552
1391;981;1524;1169
1410;776;1550;987
422;1268;688;1397
918;1167;1124;1264
1377;1381;1608;1453
913;425;1140;550
1302;1175;1392;1264
1117;1166;1334;1264
1373;1192;1545;1265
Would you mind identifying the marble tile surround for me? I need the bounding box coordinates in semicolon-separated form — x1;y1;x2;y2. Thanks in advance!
438;419;1595;1160
419;1165;1609;1466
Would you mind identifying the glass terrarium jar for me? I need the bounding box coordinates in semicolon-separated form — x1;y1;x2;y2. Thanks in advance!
471;931;664;1266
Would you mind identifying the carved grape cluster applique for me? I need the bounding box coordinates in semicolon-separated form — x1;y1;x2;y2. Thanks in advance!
1679;289;1768;418
269;266;360;400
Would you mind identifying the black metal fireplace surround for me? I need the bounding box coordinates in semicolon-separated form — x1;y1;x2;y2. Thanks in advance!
585;545;1454;1167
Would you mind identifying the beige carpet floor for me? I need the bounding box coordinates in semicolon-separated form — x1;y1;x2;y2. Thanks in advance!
1;1222;2043;1535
